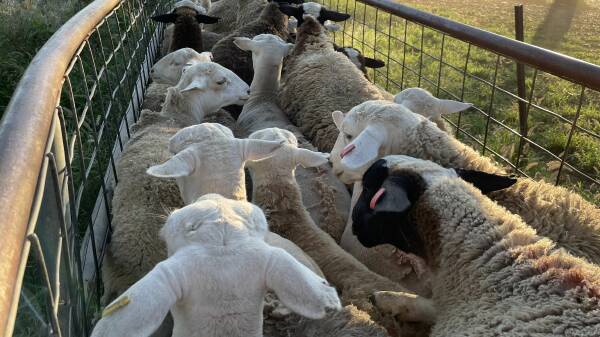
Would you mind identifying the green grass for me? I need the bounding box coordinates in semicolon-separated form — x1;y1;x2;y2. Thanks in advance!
322;0;600;204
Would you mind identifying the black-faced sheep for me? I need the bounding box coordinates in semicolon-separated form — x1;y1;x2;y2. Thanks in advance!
356;156;600;336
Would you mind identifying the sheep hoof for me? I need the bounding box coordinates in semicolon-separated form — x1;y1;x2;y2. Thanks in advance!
372;291;436;323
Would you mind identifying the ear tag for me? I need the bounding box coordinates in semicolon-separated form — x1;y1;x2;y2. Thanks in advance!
340;144;355;158
369;188;386;210
102;296;131;317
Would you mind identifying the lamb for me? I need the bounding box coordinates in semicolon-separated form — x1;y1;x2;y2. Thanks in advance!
356;155;600;336
152;0;221;55
393;87;472;132
333;45;386;79
233;34;350;240
92;194;342;337
150;48;213;86
210;2;290;85
102;61;250;304
280;16;393;153
330;99;600;268
246;127;430;337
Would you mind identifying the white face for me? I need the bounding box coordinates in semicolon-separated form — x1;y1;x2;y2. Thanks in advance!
147;123;283;204
330;101;426;184
233;34;294;68
151;48;212;85
175;62;250;114
302;2;323;19
343;48;361;68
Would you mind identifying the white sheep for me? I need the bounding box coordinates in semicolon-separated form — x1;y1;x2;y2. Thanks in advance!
150;48;213;85
92;194;341;337
233;34;350;241
279;16;393;152
357;155;600;336
393;87;472;132
246;127;431;336
102;61;250;305
329;99;600;272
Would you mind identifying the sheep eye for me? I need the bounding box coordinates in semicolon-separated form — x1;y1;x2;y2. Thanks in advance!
216;78;227;85
345;133;353;141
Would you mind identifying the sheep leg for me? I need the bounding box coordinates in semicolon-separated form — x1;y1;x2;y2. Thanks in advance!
370;291;436;323
392;249;430;279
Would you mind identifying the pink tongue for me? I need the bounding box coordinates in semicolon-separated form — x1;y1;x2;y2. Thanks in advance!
340;144;356;158
370;188;386;210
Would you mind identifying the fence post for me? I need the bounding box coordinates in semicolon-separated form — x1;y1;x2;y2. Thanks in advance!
514;4;528;165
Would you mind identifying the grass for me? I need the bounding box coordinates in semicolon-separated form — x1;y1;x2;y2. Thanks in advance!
321;0;600;204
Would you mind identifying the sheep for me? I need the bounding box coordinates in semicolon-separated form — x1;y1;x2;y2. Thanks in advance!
102;61;251;305
246;127;431;337
204;0;239;34
393;87;472;132
236;0;304;29
150;48;213;86
152;0;221;55
92;194;342;337
233;34;350;241
333;45;386;80
210;2;290;85
279;16;393;153
356;155;600;336
330;99;600;268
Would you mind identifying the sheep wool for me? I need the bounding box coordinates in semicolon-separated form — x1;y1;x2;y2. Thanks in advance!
364;156;600;337
92;194;341;337
280;16;392;152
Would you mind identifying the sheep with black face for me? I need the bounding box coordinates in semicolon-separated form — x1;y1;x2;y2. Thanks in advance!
355;155;600;337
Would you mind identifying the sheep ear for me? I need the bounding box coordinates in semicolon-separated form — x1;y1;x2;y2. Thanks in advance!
320;9;351;22
294;148;330;168
437;99;472;115
233;37;255;51
239;139;284;162
340;124;386;171
331;110;344;130
180;77;208;92
277;3;302;17
196;14;220;24
364;57;385;68
147;150;195;178
454;169;517;194
151;13;178;23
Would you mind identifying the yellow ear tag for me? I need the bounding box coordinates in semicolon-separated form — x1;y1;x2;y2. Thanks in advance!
102;296;131;317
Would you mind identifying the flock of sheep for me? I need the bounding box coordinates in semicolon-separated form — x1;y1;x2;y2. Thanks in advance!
89;0;600;336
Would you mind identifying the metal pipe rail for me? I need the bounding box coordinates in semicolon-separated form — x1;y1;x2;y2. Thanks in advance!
360;0;600;92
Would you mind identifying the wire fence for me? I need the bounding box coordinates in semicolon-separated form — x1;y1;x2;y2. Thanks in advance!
319;0;600;204
1;0;171;335
1;0;600;336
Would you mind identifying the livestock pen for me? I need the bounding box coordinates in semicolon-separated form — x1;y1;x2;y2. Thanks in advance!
0;0;599;336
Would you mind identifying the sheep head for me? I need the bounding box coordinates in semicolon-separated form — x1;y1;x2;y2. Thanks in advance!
234;34;294;72
162;62;250;121
152;0;219;21
147;123;283;203
160;193;269;254
246;128;329;179
394;87;472;120
151;48;213;85
351;155;517;257
333;45;385;76
278;2;350;28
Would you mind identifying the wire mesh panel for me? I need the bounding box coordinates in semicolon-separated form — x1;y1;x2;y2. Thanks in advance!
5;0;173;335
319;0;600;204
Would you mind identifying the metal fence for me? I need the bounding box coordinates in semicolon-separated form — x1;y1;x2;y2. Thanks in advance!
0;0;171;335
0;0;600;336
319;0;600;203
